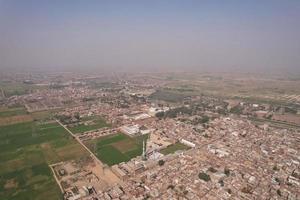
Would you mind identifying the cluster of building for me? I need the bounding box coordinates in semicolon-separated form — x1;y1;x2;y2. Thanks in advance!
2;73;299;199
51;156;120;200
94;117;299;199
77;128;118;141
57;93;299;199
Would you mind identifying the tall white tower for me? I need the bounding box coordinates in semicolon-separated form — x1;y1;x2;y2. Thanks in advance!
142;139;147;160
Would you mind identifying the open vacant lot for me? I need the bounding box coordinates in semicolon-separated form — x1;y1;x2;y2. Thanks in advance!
160;142;190;155
85;133;147;166
0;120;88;200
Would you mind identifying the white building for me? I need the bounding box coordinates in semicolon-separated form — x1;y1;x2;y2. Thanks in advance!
134;113;151;120
120;125;140;136
180;139;196;148
148;107;169;117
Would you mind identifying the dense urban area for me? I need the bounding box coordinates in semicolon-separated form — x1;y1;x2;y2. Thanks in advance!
0;72;299;200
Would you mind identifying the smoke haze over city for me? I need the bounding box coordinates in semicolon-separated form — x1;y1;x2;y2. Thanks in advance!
0;0;300;73
1;2;300;200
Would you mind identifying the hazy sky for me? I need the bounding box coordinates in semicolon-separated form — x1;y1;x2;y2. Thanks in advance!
0;0;299;73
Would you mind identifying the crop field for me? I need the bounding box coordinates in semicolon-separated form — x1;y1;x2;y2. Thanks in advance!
163;73;300;105
0;120;88;200
0;107;57;126
0;107;27;117
149;89;191;102
68;116;110;134
85;133;148;166
0;114;33;126
0;82;47;97
30;110;58;121
160;142;190;155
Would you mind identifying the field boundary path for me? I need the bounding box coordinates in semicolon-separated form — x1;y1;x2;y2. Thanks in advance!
55;119;105;167
49;162;64;193
56;119;121;185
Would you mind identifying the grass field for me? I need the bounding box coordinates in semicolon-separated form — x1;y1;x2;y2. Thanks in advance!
68;116;110;134
160;142;190;155
85;133;148;166
0;120;88;200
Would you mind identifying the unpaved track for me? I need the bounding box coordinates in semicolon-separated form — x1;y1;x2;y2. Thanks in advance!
56;119;120;184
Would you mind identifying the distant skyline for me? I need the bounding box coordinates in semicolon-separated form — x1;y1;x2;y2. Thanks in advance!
0;0;299;73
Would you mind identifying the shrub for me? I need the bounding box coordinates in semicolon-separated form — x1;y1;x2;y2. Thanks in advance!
277;189;281;196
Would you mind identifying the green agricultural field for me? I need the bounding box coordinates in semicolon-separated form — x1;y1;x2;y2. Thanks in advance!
96;145;129;165
0;120;88;200
85;133;148;166
149;89;189;102
68;116;110;134
0;107;58;127
30;109;60;121
160;142;190;155
0;107;27;117
0;82;47;97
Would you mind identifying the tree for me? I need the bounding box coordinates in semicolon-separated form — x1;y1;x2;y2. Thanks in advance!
201;115;209;124
158;160;165;166
241;186;252;194
198;172;211;182
224;168;230;176
208;167;217;173
183;190;188;195
277;189;282;196
74;112;80;120
272;165;279;171
230;106;243;115
218;179;224;187
167;185;175;190
155;111;165;119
